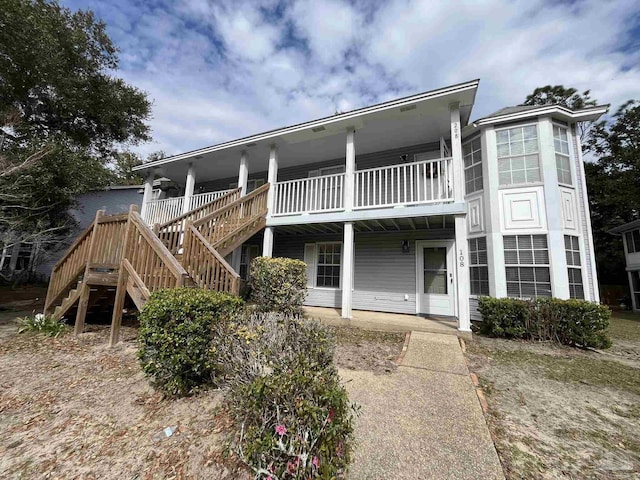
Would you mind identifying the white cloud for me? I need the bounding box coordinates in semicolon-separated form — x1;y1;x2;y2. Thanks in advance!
61;0;640;157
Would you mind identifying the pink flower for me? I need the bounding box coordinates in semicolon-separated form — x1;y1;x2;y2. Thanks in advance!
275;424;287;436
327;408;335;423
267;477;272;480
312;456;319;468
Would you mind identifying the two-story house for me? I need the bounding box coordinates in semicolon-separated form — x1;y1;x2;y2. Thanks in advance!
127;79;606;333
44;79;609;341
610;220;640;311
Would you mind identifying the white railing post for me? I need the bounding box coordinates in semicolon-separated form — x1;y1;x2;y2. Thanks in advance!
140;170;156;222
263;144;278;257
450;102;470;332
183;163;196;214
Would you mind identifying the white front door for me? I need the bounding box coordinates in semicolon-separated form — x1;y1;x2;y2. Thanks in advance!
416;240;455;316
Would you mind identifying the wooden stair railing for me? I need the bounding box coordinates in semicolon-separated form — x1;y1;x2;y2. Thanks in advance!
155;187;242;254
192;183;269;251
109;205;191;346
44;222;95;315
182;224;241;295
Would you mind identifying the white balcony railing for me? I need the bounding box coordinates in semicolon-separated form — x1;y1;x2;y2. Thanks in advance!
355;157;453;209
144;197;184;225
144;189;233;225
273;173;345;215
272;157;454;216
188;189;233;210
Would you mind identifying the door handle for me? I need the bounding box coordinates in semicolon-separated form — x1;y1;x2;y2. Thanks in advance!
450;273;453;283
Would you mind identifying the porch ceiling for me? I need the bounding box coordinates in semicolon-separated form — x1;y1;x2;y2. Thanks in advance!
275;215;455;236
139;81;478;186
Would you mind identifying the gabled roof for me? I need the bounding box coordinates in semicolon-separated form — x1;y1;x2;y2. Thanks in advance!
134;79;480;172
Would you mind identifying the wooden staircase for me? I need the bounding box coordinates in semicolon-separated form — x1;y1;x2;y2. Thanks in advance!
44;184;270;345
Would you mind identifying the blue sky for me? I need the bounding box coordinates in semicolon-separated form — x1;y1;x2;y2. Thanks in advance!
61;0;640;157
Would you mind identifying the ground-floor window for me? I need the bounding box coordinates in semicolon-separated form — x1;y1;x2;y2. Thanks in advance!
504;234;551;298
303;241;342;288
564;235;584;299
631;271;640;310
468;237;489;295
239;244;260;281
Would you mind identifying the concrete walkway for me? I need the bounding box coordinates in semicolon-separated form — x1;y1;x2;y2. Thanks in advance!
341;331;504;479
305;306;463;338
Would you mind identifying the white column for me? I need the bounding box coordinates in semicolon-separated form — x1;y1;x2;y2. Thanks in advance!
451;103;470;331
140;171;155;221
482;127;507;297
232;151;249;270
262;145;278;257
629;271;638;311
238;150;249;196
345;127;356;211
539;117;570;299
341;222;354;319
182;163;196;215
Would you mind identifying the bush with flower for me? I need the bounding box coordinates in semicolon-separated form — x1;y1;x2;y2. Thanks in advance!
221;312;357;479
18;312;67;337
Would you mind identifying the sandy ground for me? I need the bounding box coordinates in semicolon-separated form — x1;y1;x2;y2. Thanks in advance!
0;309;405;479
465;324;640;479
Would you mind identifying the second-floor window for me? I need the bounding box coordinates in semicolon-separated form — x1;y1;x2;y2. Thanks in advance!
626;230;640;253
554;125;572;185
463;136;483;194
496;125;541;186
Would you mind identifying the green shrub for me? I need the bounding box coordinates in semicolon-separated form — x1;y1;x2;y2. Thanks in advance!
18;313;67;337
249;257;307;315
223;313;357;479
137;288;243;396
478;296;611;349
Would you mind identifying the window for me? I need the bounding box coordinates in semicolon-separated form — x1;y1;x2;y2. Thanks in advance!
626;230;640;253
496;125;541;186
554;125;572;185
229;178;265;193
565;235;584;299
504;235;551;298
468;237;489;295
239;245;260;281
316;242;342;288
631;271;640;310
463;137;483;194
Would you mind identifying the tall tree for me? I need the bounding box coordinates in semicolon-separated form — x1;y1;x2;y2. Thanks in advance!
0;0;151;280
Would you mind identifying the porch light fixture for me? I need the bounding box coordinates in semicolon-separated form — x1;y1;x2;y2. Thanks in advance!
246;142;257;147
311;126;326;132
400;104;416;112
194;155;203;159
402;240;410;253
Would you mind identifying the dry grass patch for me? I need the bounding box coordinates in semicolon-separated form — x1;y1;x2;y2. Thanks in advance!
466;313;640;479
0;324;249;480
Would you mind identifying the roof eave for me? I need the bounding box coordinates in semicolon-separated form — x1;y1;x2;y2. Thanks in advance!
474;105;609;127
134;79;480;172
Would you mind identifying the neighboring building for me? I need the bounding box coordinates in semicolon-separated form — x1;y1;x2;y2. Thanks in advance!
610;220;640;311
0;185;144;281
130;79;606;331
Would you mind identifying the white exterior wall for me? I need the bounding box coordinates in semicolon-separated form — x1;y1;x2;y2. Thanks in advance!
471;115;599;304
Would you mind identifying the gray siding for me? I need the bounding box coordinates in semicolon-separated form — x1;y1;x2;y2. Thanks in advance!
273;229;454;313
36;188;143;278
195;141;441;193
